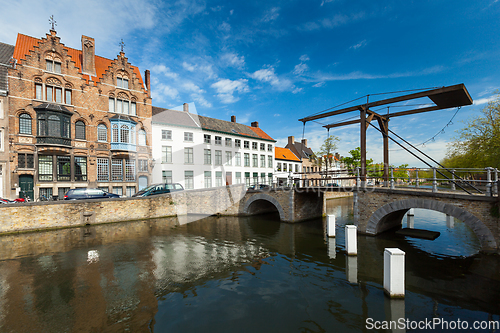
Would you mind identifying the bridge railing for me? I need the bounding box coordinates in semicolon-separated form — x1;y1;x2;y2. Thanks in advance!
295;167;499;197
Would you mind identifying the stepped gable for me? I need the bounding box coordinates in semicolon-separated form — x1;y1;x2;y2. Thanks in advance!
12;33;145;88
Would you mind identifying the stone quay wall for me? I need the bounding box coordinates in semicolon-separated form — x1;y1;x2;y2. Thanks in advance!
0;184;250;235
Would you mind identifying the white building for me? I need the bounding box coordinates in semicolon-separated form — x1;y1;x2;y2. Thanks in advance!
151;104;276;190
274;147;302;186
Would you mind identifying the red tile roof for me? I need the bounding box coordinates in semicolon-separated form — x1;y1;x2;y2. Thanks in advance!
275;147;300;161
249;126;274;141
13;33;144;88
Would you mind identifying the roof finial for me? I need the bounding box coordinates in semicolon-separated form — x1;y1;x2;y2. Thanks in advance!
119;39;125;53
49;15;57;31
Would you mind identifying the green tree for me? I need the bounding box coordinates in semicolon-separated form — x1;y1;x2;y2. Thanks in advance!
315;135;340;171
444;94;500;168
342;147;374;174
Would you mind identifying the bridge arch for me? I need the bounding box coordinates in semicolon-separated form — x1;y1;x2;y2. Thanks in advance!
243;193;286;221
365;199;497;251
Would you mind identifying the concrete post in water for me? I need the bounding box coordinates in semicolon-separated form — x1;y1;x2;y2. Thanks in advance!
384;248;405;298
345;225;357;256
328;238;336;259
486;167;492;197
446;215;454;228
407;208;414;216
415;169;419;188
346;256;358;284
327;215;336;237
390;167;395;190
450;169;456;191
432;168;438;193
407;214;414;229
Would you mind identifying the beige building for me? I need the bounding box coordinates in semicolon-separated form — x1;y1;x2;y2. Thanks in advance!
0;42;15;199
7;29;152;200
285;136;322;186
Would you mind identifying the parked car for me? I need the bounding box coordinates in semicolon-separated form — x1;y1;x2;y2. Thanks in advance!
64;188;122;200
326;183;339;187
132;183;184;197
247;184;271;191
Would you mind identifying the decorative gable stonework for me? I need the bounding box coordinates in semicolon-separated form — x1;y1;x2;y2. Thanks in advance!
7;29;152;199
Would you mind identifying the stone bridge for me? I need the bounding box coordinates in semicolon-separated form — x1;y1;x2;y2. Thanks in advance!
353;188;500;252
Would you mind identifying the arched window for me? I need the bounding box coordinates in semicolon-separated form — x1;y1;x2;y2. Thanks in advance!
75;121;86;140
138;129;146;146
98;124;107;142
112;124;119;142
120;125;129;143
19;113;32;134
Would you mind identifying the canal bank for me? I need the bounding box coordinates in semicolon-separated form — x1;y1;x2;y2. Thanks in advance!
0;197;498;332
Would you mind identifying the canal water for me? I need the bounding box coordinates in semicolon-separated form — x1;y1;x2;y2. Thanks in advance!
0;197;498;332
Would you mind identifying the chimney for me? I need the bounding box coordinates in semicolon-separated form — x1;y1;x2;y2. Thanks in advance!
183;103;189;112
81;35;96;76
288;136;294;146
301;138;308;147
251;121;259;128
231;115;236;123
144;69;151;97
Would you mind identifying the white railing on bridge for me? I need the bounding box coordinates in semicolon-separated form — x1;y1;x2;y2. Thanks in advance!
294;167;499;197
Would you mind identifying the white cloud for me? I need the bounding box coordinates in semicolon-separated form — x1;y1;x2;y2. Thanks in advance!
191;94;212;108
262;7;280;22
299;12;366;32
250;66;294;91
152;64;179;79
274;114;280;117
293;63;309;75
211;78;249;104
182;61;215;79
350;39;368;50
182;82;205;93
320;0;335;6
299;54;310;62
220;52;245;69
313;82;325;87
219;21;231;32
474;96;496;105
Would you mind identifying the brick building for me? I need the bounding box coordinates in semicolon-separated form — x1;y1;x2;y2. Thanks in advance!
7;29;152;200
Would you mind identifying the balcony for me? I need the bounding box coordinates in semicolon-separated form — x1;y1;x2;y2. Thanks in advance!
36;136;72;146
111;142;136;152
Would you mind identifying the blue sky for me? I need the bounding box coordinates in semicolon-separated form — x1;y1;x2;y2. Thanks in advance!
1;0;499;167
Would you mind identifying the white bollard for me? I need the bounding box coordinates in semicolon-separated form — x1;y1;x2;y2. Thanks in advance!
327;215;336;237
346;256;358;284
345;225;357;256
328;238;336;259
384;248;405;298
407;208;414;216
446;215;454;229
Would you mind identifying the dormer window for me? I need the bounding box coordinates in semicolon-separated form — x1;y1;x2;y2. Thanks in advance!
46;60;61;74
117;77;129;89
